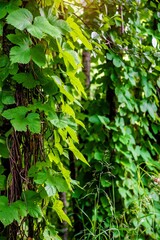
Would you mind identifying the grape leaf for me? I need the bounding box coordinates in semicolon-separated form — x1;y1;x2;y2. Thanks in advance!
10;45;31;64
31;44;46;67
6;8;33;30
12;73;39;89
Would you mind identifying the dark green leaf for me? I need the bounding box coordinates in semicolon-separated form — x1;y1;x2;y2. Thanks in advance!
12;73;39;89
31;44;46;67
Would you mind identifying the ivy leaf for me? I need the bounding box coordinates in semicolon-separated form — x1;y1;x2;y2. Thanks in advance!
10;45;31;64
53;200;72;226
31;44;46;67
100;175;111;187
6;8;33;30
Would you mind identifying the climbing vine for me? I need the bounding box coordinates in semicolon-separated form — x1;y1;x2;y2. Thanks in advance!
0;0;160;240
0;0;90;239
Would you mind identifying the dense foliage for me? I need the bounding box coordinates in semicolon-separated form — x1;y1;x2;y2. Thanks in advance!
0;0;160;239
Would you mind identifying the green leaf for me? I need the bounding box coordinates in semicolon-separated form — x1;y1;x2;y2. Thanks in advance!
2;106;28;120
106;52;113;60
0;3;8;19
28;204;42;218
7;32;32;46
113;57;122;67
2;107;41;133
0;208;15;226
0;196;8;208
6;8;33;30
69;139;89;166
2;91;15;105
31;44;46;67
0;55;9;68
0;142;9;158
26;113;41;134
32;16;62;38
54;19;71;33
0;55;9;82
0;175;6;190
50;114;75;129
100;175;111;187
43;225;61;240
2;106;28;131
34;172;47;184
45;177;57;197
10;45;30;64
94;151;103;160
60;165;72;190
53;200;72;226
50;173;69;192
147;103;157;120
12;73;39;89
11;200;27;219
27;24;44;39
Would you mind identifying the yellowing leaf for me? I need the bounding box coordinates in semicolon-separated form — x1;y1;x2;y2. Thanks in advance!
62;104;75;119
54;130;60;143
68;139;89;166
67;17;92;50
75;118;86;129
53;200;72;226
67;72;86;98
58;129;67;141
55;143;63;155
59;164;72;190
48;151;60;165
66;126;79;143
